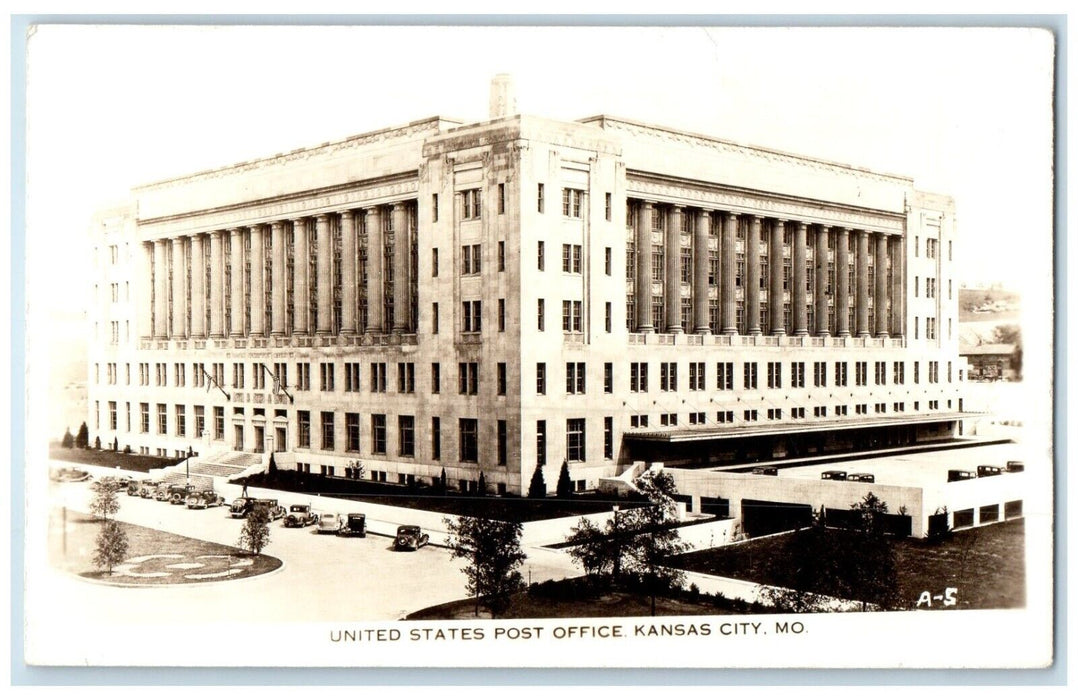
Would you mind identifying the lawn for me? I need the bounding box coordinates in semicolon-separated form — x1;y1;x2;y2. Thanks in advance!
669;519;1025;610
49;507;282;585
244;469;625;522
49;444;185;473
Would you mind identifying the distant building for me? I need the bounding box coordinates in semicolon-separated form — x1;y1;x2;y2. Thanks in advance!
961;343;1017;381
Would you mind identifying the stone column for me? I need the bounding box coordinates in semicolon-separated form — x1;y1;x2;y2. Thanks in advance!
793;221;808;336
693;209;711;334
153;239;168;339
635;201;654;332
366;207;384;334
139;241;154;338
190;235;205;338
392;202;410;333
209;232;224;338
891;234;904;337
721;212;737;334
171;237;187;338
229;229;245;337
856;229;870;337
875;232;889;337
835;227;850;337
292;219;309;335
315;214;332;335
664;205;682;333
769;219;785;335
814;225;830;336
746;216;762;335
270;221;286;336
339;211;357;334
249;224;265;336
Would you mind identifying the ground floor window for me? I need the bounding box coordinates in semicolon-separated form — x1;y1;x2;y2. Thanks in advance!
459;418;478;463
566;418;586;462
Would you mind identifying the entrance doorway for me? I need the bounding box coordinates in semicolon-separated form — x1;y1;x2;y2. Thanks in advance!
276;426;287;452
254;426;265;453
233;425;244;451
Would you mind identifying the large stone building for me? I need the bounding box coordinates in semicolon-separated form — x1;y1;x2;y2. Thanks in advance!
86;79;965;496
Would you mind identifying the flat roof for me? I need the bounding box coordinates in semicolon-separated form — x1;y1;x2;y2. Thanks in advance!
625;412;977;443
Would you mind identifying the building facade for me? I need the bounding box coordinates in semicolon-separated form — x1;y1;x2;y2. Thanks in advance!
86;98;965;496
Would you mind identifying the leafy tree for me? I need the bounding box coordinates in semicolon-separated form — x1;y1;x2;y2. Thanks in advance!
75;422;89;449
619;470;688;615
238;503;272;555
477;471;487;496
93;519;128;576
88;477;123;522
566;516;619;580
527;464;547;498
443;515;527;618
61;428;74;448
556;460;573;499
846;492;900;610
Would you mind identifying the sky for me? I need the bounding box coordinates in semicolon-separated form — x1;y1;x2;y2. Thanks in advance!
24;24;1055;320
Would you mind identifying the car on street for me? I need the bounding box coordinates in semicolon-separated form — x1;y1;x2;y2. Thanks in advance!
50;468;91;482
820;470;847;481
139;480;162;498
126;479;144;496
977;465;1003;477
283;504;318;528
230;497;286;520
337;513;367;538
1005;460;1025;472
751;467;778;476
185;489;226;509
166;484;197;504
847;473;875;483
948;469;977;482
394;525;430;551
316;512;343;534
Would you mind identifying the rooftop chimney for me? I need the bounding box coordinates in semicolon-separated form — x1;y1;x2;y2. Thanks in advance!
489;73;517;120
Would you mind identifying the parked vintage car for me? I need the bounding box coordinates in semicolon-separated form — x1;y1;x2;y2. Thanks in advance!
820;470;847;481
337;513;367;538
50;468;91;483
394;525;430;551
1005;460;1025;472
283;504;318;528
316;512;343;534
185;490;226;509
230;497;286;520
948;469;977;482
126;479;144;496
976;465;1003;478
751;467;778;476
167;483;197;504
139;480;162;498
847;473;875;483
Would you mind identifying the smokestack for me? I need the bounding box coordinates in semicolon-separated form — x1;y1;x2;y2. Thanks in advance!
489;73;517;119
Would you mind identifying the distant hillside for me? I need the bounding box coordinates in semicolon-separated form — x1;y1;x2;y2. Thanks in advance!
959;287;1021;323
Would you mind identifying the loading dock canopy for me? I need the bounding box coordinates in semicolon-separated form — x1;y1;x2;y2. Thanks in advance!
624;411;977;443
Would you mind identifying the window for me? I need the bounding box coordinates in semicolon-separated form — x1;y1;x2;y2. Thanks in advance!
431;363;441;394
498;241;505;271
536;420;547;467
320;362;335;392
660;362;678;391
875;361;887;385
398;416;415;457
461;188;482;220
743;409;758;422
370;363;387;393
157;404;167;434
716;362;733;390
604;363;613;394
562;188;583;218
432;248;439;276
320;412;334;450
791;362;805;389
767;362;782;389
431;417;441;460
297;363;311;391
660;413;678;426
537;241;545;271
605;247;612;276
561;300;583;332
604;193;612;221
432;195;439;223
459;419;478;462
497;420;507;466
174;363;185;387
463;300;482;332
346;413;360;452
744;362;758;389
537;298;545;331
566;362;586;394
432;302;439;334
855;361;868;386
893;361;905;385
536;362;546;395
497;363;507;396
835;362;848;387
139;403;150;433
605;302;612;333
175;405;185;437
498;299;505;332
604;416;613;459
108;401;117;430
566;418;586;462
461;244;482;275
813;361;827;387
562;244;583;273
252;363;266;391
398;363;415;394
689;362;705;391
498;183;506;214
630;362;649;392
458;362;479;395
345;362;361;392
631;415;649;428
214;407;225;440
537;183;545;213
372;415;386;454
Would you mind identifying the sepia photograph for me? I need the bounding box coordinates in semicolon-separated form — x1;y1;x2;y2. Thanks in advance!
19;21;1057;672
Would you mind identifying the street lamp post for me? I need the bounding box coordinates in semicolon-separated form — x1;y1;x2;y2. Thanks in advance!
611;504;621;581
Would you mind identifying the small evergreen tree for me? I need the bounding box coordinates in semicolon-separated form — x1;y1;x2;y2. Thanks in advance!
527;464;547;498
112;437;119;452
94;436;101;450
439;467;448;495
61;428;74;448
556;460;573;499
238;503;272;555
75;422;89;449
268;452;278;473
477;471;487;496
